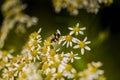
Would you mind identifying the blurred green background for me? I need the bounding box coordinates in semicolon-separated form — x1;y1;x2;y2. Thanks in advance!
0;0;120;80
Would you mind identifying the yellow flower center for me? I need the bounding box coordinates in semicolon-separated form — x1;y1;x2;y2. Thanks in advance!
73;27;80;32
58;54;63;60
46;72;52;79
52;61;60;68
70;4;76;11
41;47;47;53
56;72;62;78
65;64;72;71
70;53;74;59
7;71;13;78
17;63;25;71
31;50;37;56
18;55;24;60
80;71;87;78
54;1;61;8
98;76;106;80
21;72;27;78
32;40;38;46
44;40;51;46
29;32;38;39
25;58;30;63
42;56;48;62
11;57;17;63
50;56;55;62
77;0;82;3
89;67;97;73
65;35;72;42
42;63;49;70
2;51;8;57
0;60;6;66
79;41;85;48
25;43;31;50
15;5;22;11
49;49;56;56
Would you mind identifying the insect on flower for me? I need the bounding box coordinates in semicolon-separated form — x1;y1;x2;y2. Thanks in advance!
49;29;61;43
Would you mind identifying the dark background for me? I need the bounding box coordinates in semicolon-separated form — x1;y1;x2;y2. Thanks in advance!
0;0;120;80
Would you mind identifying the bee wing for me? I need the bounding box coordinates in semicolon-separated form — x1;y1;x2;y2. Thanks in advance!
57;29;61;35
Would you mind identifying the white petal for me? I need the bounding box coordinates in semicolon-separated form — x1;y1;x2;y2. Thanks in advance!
85;41;91;44
83;37;87;42
81;48;84;55
80;27;86;30
76;23;79;27
85;46;91;51
70;31;74;35
71;59;73;63
75;56;81;59
79;31;84;35
38;28;42;33
58;39;63;44
67;42;70;48
72;38;79;43
76;32;78;35
57;29;61;34
73;45;79;49
63;41;66;46
70;41;72;47
68;27;73;30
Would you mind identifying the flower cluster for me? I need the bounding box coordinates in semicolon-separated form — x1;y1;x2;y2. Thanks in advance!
0;0;38;48
78;62;106;80
0;23;105;80
52;0;113;15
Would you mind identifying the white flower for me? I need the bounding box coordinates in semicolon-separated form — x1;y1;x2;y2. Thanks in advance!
68;23;86;35
60;34;79;47
74;37;91;55
79;62;105;80
64;51;80;63
0;50;13;62
63;64;77;79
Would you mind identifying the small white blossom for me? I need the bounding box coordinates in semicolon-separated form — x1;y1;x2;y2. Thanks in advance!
68;23;86;35
60;34;79;47
74;37;91;55
64;51;80;63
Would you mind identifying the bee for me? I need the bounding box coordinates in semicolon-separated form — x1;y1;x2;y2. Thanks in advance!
49;29;61;43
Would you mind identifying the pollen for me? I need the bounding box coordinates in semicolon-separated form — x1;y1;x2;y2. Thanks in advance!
31;50;38;57
89;67;97;73
7;71;14;78
65;64;72;71
54;1;61;8
80;71;87;78
25;58;30;63
58;54;63;60
79;41;85;48
17;63;25;71
44;40;51;46
41;47;47;54
2;50;8;57
42;56;48;62
70;53;74;59
65;35;72;42
29;32;38;39
49;49;56;56
32;40;38;46
56;72;62;78
42;63;49;70
0;60;6;65
21;72;27;79
52;61;60;68
73;26;80;32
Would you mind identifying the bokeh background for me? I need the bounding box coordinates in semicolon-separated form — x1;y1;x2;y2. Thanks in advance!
0;0;120;80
